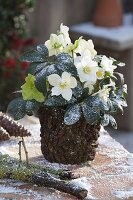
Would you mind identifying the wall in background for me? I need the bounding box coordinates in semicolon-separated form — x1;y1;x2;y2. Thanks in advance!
27;0;95;43
27;0;133;43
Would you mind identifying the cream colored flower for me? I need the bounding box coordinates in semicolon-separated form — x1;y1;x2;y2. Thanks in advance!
96;67;105;79
60;23;71;45
48;72;77;101
74;38;97;58
74;54;98;83
45;24;72;56
45;34;64;56
100;56;117;74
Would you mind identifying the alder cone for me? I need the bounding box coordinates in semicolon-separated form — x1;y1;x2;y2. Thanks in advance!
0;127;10;141
38;107;100;164
0;112;31;138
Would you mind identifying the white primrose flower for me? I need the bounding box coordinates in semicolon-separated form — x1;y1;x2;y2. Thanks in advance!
96;67;105;79
74;54;98;83
45;34;64;56
45;24;72;56
60;23;71;45
74;38;97;58
48;72;77;101
100;56;117;74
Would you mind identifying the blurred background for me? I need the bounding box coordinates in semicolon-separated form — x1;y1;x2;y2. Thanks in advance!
0;0;133;151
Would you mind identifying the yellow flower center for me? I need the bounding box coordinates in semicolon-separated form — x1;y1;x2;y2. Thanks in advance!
53;42;62;49
83;66;91;74
59;82;68;89
96;70;104;78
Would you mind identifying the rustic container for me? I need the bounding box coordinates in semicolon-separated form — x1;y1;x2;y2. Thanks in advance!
38;107;100;164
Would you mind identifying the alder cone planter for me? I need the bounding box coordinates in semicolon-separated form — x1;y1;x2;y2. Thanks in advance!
38;107;100;165
93;0;123;27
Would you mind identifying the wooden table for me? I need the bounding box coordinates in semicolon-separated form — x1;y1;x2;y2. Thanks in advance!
0;117;133;199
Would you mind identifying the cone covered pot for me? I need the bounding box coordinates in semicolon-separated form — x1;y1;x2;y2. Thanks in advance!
38;107;100;164
7;24;127;165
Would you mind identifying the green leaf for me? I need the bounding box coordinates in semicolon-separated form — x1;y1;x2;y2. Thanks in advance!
26;63;41;76
46;64;59;76
116;85;127;99
56;53;73;63
72;82;83;98
25;100;40;116
78;88;89;102
109;100;123;114
34;63;46;75
82;102;100;124
84;95;109;111
21;74;45;102
36;44;49;57
20;50;45;62
64;104;81;125
117;98;127;107
109;115;117;129
44;95;76;107
20;45;48;63
44;95;67;107
7;98;26;120
101;114;110;126
35;68;47;95
56;53;77;76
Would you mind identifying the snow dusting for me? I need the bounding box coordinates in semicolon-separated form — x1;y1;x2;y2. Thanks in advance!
0;117;133;199
114;188;133;199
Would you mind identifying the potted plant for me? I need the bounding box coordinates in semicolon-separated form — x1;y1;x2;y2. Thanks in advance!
93;0;123;27
7;24;127;164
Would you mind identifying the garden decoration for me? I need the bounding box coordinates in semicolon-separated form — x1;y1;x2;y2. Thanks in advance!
0;112;31;165
0;154;87;199
0;112;31;140
7;24;127;164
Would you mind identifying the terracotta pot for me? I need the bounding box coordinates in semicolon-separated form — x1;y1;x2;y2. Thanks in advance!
38;107;100;164
93;0;123;27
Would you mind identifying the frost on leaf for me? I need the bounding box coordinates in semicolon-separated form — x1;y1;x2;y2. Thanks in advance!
7;98;26;120
25;100;40;116
72;82;83;98
56;53;77;76
21;45;48;62
64;104;81;125
101;114;110;126
44;96;67;107
35;68;47;95
82;102;100;124
109;115;117;129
